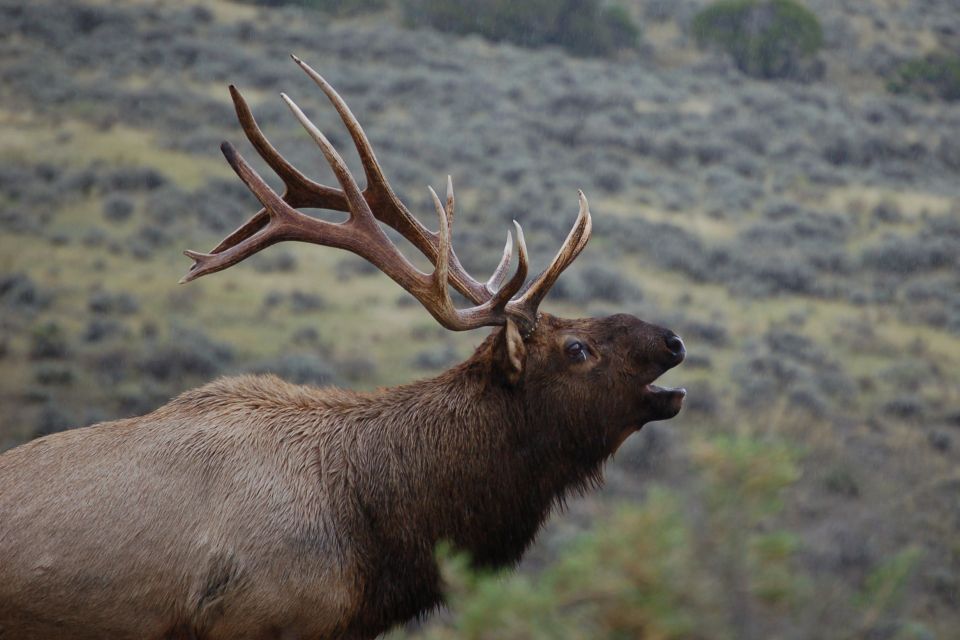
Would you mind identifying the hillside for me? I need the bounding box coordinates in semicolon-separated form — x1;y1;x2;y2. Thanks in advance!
1;1;958;637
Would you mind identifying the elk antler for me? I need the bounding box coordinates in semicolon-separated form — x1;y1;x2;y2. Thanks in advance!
505;190;592;325
181;56;592;333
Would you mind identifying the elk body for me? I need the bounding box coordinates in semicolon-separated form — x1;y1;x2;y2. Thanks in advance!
0;57;686;640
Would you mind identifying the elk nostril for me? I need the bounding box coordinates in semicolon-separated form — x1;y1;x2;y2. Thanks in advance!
665;334;685;361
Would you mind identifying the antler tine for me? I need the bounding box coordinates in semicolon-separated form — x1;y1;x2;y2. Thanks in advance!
427;185;453;300
444;175;455;225
486;231;514;294
428;179;531;322
292;55;394;207
505;191;592;323
444;171;515;296
425;187;531;329
490;220;529;309
230;85;346;211
281;93;370;224
291;56;492;305
208;86;351;256
180;142;330;284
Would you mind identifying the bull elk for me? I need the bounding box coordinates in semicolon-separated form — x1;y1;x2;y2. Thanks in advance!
0;56;686;639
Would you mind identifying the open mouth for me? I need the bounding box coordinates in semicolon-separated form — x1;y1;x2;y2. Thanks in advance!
641;383;687;421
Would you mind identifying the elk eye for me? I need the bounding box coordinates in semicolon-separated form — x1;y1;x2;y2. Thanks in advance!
565;340;588;362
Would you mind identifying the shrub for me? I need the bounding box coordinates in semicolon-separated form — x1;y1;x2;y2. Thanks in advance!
412;344;459;370
336;356;377;382
552;263;643;305
102;194;135;222
29;322;70;360
681;320;729;348
34;364;74;386
128;223;171;259
252;250;298;274
615;422;674;473
193;178;255;233
0;272;52;312
692;0;823;79
883;396;924;420
249;354;339;386
139;329;234;382
861;234;956;275
88;290;140;315
335;256;380;281
289;290;327;313
83;318;129;343
237;0;386;15
586;4;641;57
887;53;960;102
92;349;130;385
82;227;108;248
290;327;321;346
401;0;640;58
823;467;860;498
34;404;74;438
103;167;167;191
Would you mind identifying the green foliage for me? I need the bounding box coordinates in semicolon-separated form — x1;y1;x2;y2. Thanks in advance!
856;546;923;615
692;0;823;79
749;531;802;604
29;322;70;360
401;0;640;58
887;53;960;102
690;434;808;631
418;490;700;640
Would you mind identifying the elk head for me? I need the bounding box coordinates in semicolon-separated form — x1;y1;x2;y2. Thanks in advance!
181;55;685;456
502;313;686;455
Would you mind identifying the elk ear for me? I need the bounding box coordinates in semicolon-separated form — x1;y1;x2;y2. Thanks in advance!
499;318;527;386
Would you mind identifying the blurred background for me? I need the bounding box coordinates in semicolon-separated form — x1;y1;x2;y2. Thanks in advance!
1;0;958;637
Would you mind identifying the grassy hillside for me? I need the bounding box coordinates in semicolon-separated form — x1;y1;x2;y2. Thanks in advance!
1;0;958;637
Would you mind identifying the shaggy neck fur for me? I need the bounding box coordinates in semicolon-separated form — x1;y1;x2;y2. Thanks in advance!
336;335;610;633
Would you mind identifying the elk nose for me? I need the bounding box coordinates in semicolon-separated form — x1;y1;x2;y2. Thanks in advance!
664;333;685;364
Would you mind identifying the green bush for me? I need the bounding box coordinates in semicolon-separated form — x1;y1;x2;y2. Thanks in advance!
29;322;70;360
414;490;703;640
692;0;823;79
888;53;960;102
401;0;640;58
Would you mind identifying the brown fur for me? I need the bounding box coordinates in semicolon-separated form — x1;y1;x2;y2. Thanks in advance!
0;312;684;639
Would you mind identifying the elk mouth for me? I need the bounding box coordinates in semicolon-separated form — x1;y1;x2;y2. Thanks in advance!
640;383;686;422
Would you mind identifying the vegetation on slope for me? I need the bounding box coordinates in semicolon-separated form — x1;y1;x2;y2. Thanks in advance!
888;52;960;102
692;0;823;79
1;0;958;637
401;0;640;57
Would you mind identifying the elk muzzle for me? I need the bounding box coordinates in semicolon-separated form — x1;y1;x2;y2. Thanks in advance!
637;329;686;422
